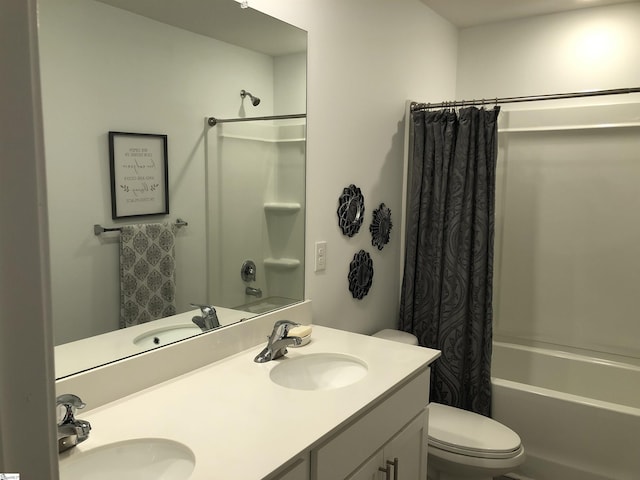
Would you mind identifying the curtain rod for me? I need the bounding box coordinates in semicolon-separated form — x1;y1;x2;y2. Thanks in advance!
207;113;306;127
411;87;640;111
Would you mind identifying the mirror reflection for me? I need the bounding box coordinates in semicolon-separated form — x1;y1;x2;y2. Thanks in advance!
38;0;307;378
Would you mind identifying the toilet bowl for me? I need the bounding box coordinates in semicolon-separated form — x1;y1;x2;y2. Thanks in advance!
373;329;525;480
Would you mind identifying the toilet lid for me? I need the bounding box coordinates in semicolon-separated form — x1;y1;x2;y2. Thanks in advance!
372;329;419;345
428;403;522;459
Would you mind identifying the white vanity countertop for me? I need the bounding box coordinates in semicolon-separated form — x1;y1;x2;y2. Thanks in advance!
59;325;440;479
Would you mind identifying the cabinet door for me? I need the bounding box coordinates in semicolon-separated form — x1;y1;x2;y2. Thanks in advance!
313;369;430;480
347;410;427;480
384;410;427;480
346;450;385;480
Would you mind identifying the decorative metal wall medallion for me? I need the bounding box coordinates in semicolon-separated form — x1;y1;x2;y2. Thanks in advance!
337;184;365;237
369;203;392;250
348;250;374;300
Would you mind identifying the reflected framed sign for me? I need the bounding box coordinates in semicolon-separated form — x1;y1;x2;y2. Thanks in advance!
108;131;169;219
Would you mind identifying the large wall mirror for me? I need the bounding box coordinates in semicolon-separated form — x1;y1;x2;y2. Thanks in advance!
39;0;307;378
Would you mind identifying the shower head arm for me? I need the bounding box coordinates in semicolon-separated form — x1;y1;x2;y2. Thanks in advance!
240;89;260;106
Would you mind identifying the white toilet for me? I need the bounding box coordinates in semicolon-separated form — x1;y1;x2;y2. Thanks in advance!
373;329;525;480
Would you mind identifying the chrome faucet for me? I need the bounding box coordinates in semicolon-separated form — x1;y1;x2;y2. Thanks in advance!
245;286;262;298
190;303;220;331
254;320;302;363
57;394;91;453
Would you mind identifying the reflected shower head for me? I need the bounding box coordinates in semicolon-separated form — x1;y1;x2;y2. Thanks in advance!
240;89;261;106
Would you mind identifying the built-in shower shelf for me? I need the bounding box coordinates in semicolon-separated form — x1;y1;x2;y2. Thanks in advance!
264;202;301;213
264;258;301;269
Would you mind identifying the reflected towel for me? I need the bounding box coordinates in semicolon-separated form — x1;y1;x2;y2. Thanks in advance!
119;222;177;328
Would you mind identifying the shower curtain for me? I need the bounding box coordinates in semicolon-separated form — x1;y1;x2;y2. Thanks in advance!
399;106;500;416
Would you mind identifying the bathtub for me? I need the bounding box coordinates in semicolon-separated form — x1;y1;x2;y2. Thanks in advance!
491;341;640;480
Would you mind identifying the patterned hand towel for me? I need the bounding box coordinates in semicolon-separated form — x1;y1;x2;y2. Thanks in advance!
119;222;177;328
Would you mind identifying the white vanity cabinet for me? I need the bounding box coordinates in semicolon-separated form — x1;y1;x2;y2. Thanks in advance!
311;367;430;480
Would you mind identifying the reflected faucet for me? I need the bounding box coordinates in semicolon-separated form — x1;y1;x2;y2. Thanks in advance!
57;394;91;453
254;320;302;363
190;303;220;331
245;286;262;298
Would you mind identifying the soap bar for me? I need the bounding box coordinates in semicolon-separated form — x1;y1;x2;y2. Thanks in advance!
289;324;312;338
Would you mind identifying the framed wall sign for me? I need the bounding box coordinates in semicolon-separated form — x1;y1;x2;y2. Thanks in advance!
108;131;169;219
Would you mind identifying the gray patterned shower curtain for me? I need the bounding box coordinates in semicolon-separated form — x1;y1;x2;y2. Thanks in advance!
399;106;500;417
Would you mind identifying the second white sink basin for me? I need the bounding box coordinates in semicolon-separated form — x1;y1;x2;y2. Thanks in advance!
133;325;202;348
59;438;195;480
269;353;368;390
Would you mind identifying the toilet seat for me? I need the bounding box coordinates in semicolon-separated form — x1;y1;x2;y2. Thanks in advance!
428;403;523;460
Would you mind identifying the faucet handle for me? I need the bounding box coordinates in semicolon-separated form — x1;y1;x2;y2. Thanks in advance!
56;394;86;426
271;319;300;338
190;303;216;316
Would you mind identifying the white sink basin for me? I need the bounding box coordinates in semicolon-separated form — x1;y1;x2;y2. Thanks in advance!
269;353;368;390
59;438;195;480
133;325;202;348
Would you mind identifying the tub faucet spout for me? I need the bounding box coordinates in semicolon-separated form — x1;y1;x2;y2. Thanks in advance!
246;286;262;298
254;320;302;363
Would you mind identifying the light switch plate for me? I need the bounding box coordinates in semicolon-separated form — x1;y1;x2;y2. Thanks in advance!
315;241;327;272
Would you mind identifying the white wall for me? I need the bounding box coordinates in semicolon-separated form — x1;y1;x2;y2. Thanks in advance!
249;0;458;334
0;1;58;478
457;3;640;100
457;3;640;359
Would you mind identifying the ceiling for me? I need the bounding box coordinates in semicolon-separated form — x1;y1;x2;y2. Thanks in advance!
420;0;640;27
97;0;307;56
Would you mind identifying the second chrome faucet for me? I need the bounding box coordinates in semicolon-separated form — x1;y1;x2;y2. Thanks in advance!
254;320;302;363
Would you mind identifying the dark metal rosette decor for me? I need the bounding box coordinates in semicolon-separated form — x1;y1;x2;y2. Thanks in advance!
348;250;374;300
337;184;365;237
369;203;392;250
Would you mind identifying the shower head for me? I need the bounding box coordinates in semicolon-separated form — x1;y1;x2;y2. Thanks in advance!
240;89;260;106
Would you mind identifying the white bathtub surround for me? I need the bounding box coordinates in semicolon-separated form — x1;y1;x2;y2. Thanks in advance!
58;324;440;479
492;341;640;480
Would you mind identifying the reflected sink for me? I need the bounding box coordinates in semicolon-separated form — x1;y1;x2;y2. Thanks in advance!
269;353;368;390
59;438;195;480
133;325;202;348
